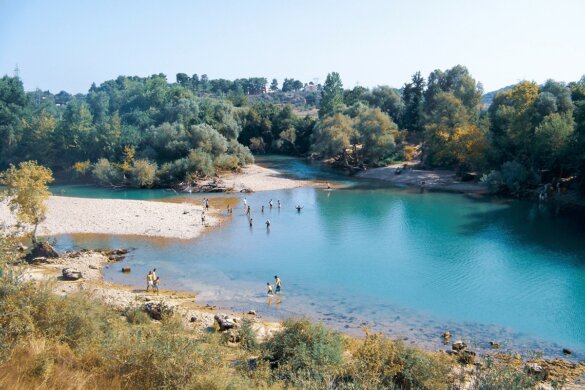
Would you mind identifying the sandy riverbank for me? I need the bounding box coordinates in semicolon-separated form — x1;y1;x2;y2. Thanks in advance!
22;250;281;341
0;196;220;240
356;162;487;193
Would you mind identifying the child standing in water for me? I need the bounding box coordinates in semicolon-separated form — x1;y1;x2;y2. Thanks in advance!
267;282;274;295
153;277;160;294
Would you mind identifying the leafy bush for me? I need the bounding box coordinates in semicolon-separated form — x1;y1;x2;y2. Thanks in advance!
346;331;452;389
187;149;215;177
214;154;240;171
123;306;151;325
467;357;542;389
481;161;538;195
239;319;259;352
263;318;344;382
130;159;157;187
92;158;122;185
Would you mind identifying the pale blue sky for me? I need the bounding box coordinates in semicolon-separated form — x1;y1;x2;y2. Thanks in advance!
1;0;584;94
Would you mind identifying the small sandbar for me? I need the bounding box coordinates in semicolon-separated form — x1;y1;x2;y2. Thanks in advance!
221;164;313;192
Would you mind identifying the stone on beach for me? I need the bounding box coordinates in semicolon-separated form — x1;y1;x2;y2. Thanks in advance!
62;268;83;280
143;302;175;320
214;314;239;331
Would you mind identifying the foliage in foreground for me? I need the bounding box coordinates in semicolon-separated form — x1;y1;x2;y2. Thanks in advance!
0;273;555;389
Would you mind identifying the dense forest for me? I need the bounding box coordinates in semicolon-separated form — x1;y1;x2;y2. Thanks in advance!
1;66;584;194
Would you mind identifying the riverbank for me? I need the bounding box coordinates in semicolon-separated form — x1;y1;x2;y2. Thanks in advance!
22;250;282;341
356;162;487;193
0;196;221;240
18;250;585;388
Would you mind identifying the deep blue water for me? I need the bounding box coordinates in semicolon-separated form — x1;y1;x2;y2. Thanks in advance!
51;156;585;359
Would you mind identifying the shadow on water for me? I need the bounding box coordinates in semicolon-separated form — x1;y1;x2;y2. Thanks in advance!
458;198;585;260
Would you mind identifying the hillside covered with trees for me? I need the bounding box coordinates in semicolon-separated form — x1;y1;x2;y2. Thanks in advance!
1;67;585;195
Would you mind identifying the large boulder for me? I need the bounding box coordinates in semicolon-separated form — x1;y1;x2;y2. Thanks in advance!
143;302;175;320
28;241;59;259
214;314;238;331
62;268;83;281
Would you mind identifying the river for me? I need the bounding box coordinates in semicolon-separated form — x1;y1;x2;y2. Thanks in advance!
51;156;585;359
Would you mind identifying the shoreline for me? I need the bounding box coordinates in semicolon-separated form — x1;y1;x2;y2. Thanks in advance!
20;251;585;386
22;250;282;341
355;162;487;194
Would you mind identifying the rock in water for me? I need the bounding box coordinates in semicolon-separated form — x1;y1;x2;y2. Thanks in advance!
62;268;83;280
489;341;501;349
28;241;59;259
214;314;238;331
121;267;131;273
563;348;572;355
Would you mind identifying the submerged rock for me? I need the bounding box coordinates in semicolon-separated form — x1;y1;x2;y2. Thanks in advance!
489;341;501;349
563;348;572;355
121;267;131;273
62;268;83;281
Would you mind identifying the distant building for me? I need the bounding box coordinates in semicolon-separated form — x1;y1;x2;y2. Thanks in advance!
304;82;318;92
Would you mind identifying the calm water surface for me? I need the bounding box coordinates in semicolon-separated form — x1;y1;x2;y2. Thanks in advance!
51;157;585;359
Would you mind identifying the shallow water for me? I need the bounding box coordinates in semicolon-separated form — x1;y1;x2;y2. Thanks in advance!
51;157;585;359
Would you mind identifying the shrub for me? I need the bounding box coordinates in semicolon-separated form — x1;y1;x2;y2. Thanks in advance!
239;319;259;352
92;158;122;185
346;331;452;389
130;159;157;188
263;318;343;382
467;357;542;389
214;154;240;171
123;306;151;325
481;161;538;195
188;150;215;177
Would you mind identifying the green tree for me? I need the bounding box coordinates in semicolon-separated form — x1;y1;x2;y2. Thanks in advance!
0;76;28;167
402;71;425;134
270;78;279;92
0;161;54;244
319;72;344;118
311;113;355;159
355;107;398;165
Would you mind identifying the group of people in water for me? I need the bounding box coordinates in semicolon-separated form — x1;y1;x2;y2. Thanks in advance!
146;268;160;294
235;197;304;228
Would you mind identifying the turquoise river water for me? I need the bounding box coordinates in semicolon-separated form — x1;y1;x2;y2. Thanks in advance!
50;157;585;359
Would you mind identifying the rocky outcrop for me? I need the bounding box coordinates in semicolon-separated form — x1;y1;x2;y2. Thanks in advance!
62;268;83;280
